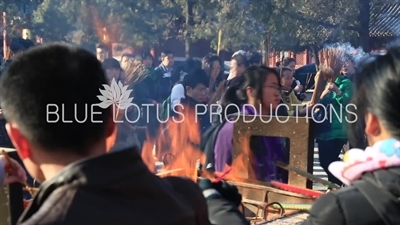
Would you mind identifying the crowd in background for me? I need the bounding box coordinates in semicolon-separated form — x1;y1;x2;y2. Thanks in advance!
0;42;399;225
99;48;358;186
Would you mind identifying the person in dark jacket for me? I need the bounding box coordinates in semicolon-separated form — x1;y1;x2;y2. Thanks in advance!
302;46;400;225
0;44;248;225
124;54;157;146
173;68;211;135
125;54;157;106
247;51;262;66
155;50;174;102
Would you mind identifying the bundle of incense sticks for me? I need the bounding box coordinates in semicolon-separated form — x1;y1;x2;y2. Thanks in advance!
310;47;345;104
318;47;345;82
1;150;37;196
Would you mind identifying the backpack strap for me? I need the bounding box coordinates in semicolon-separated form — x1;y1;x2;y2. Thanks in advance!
352;176;400;225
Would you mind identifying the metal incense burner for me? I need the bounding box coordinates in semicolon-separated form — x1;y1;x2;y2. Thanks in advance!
230;115;316;223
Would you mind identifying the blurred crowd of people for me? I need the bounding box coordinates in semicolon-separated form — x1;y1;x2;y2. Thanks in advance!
0;42;399;225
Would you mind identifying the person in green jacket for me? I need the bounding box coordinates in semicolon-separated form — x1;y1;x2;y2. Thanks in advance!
315;74;353;185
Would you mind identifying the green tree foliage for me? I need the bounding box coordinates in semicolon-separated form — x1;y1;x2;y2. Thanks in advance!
3;0;398;52
31;0;176;46
0;1;28;37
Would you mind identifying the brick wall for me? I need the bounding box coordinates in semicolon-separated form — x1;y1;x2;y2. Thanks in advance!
267;50;311;67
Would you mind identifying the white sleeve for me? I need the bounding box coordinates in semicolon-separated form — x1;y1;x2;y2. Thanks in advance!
170;84;185;110
295;80;301;86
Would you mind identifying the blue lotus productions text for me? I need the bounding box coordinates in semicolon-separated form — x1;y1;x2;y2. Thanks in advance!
45;103;358;124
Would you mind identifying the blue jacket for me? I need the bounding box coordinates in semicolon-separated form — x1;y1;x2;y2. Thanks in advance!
154;64;173;102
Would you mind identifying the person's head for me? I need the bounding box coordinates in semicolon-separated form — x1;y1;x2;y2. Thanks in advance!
248;51;262;66
342;54;356;75
183;58;196;73
182;68;209;103
142;51;154;67
230;52;249;77
223;66;281;115
161;50;174;67
280;67;293;90
349;47;400;147
282;57;296;73
102;57;123;82
120;53;134;71
194;59;202;69
96;44;109;62
202;53;222;79
0;44;113;181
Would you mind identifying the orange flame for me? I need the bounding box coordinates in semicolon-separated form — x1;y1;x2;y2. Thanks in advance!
140;106;256;183
90;6;121;44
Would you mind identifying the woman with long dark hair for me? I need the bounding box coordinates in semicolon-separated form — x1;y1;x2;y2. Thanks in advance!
213;66;285;181
302;46;400;225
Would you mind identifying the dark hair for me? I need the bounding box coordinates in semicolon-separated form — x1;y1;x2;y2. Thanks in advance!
231;53;250;68
96;43;109;50
121;53;134;59
194;59;202;69
275;61;281;67
280;67;292;77
10;38;34;52
183;58;196;73
96;44;110;52
0;43;111;154
247;51;262;65
282;57;295;67
161;50;173;59
182;68;209;89
349;47;400;147
142;51;154;61
222;66;280;114
102;57;121;71
202;53;221;72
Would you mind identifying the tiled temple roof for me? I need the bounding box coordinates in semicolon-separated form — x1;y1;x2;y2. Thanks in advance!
370;3;400;37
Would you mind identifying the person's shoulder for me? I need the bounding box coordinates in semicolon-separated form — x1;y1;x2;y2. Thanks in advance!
213;122;234;146
338;75;352;84
163;176;204;203
306;186;362;225
19;184;79;225
154;65;163;71
304;192;344;225
171;83;184;91
163;176;200;191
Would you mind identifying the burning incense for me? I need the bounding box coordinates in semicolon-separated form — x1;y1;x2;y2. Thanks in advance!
156;168;183;176
23;187;39;193
318;47;345;82
1;150;36;195
213;167;232;183
310;47;345;105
